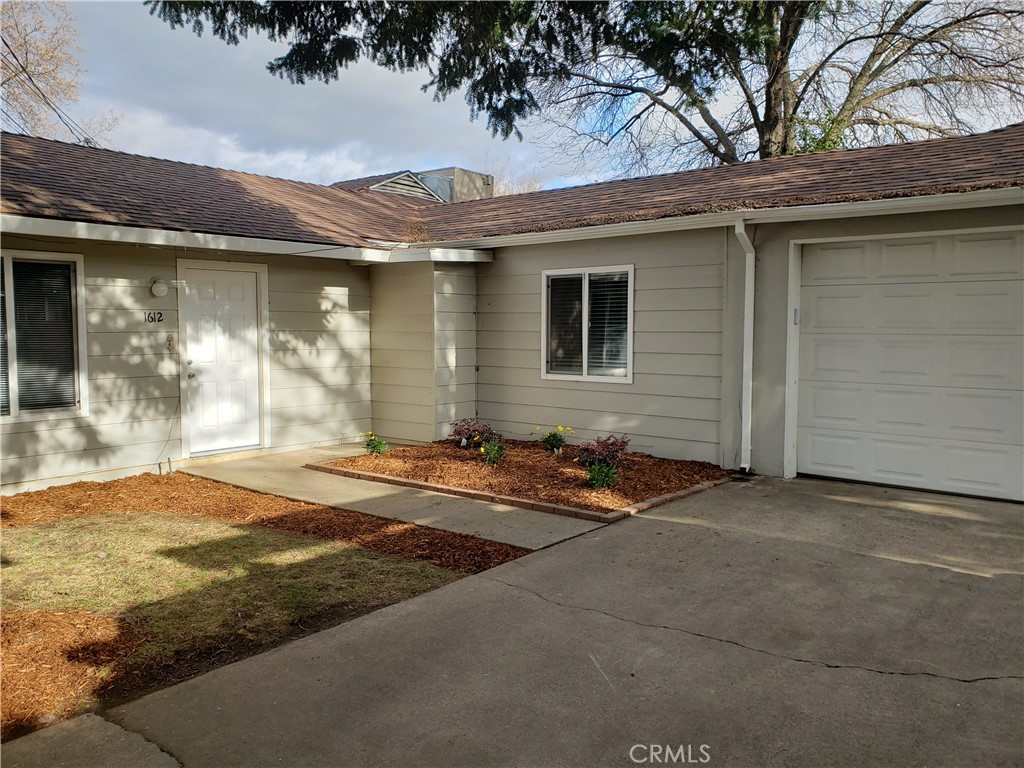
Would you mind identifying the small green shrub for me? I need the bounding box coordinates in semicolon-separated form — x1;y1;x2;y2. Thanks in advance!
586;462;618;488
576;434;630;467
363;431;388;455
450;418;500;448
536;424;574;453
479;440;506;464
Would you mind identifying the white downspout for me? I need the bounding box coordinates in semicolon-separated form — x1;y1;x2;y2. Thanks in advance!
734;220;756;472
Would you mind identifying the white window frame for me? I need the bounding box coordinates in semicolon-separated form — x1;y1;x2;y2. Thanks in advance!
540;264;634;384
1;249;89;422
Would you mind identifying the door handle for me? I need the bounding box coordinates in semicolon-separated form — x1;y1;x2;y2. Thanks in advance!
187;372;196;379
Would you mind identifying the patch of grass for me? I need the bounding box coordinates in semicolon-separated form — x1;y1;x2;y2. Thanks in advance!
2;512;459;679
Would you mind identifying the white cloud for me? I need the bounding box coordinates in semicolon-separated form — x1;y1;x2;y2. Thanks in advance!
101;107;371;184
66;1;604;188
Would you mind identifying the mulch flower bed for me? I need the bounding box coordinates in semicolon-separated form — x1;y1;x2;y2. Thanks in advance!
325;439;732;513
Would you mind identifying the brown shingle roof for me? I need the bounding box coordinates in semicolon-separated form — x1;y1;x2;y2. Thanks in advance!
2;125;1021;249
418;123;1024;242
0;133;437;248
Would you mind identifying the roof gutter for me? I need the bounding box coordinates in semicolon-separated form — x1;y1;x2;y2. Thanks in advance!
0;215;492;263
419;187;1022;250
734;220;756;472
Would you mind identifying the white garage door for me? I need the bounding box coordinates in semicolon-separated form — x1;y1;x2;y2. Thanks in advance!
798;231;1023;501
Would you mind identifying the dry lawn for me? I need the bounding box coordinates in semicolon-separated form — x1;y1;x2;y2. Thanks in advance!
0;473;527;741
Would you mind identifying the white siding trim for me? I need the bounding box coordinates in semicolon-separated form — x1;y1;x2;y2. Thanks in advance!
1;248;89;422
734;222;756;470
176;258;272;457
1;214;392;262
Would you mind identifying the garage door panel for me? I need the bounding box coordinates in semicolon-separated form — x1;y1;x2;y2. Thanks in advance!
799;382;1023;444
801;335;1023;390
953;235;1024;279
800;337;868;380
799;431;863;474
802;282;1022;335
799;383;867;429
804;245;870;283
877;287;936;332
873;388;933;431
948;283;1023;333
879;241;941;280
871;438;932;483
945;391;1024;443
877;339;933;383
798;428;1024;499
947;339;1024;390
803;232;1023;286
941;443;1023;497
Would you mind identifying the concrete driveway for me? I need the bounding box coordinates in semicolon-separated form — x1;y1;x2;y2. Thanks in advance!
5;477;1022;767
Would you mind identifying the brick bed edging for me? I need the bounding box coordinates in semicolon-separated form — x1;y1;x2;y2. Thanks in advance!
302;461;734;524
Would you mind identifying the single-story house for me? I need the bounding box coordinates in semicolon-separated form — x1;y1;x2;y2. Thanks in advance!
1;125;1022;500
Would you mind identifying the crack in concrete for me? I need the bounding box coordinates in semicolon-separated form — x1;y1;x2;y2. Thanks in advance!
99;713;184;768
483;575;1023;686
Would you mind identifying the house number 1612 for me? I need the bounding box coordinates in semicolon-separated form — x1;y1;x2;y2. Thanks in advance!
144;311;164;323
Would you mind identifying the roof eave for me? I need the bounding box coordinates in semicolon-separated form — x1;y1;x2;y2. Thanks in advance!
417;187;1024;249
0;214;494;263
0;214;394;262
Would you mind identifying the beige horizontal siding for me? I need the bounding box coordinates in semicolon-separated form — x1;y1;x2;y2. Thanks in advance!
433;265;477;439
2;396;180;436
265;253;372;448
1;440;183;489
370;418;435;444
436;365;477;387
269;310;369;333
90;375;179;401
272;417;370;448
268;289;370;313
477;368;720;398
2;237;373;489
372;348;435;370
270;348;367;371
370;263;437;443
269;365;370;390
476;228;727;462
269;329;370;351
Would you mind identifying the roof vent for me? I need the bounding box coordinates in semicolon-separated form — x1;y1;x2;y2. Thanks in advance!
367;172;444;202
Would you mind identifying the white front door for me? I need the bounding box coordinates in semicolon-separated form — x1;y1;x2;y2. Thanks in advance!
181;266;262;454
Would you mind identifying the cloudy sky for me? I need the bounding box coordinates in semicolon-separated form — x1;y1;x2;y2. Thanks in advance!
69;1;594;188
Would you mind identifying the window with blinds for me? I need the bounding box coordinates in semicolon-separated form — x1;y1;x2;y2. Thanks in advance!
542;265;633;382
1;254;84;417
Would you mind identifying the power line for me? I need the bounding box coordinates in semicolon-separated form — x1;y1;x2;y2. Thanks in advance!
0;106;31;135
0;36;99;146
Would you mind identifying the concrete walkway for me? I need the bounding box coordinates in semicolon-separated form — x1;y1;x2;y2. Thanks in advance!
181;445;602;551
4;477;1021;767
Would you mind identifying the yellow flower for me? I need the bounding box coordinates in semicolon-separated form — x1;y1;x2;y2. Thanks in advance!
479;447;485;453
557;425;564;431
